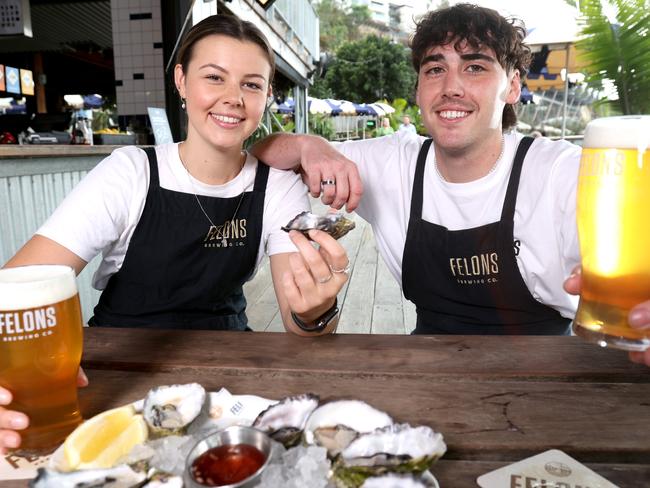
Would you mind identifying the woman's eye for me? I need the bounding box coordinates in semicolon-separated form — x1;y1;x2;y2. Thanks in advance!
206;74;223;82
244;82;262;90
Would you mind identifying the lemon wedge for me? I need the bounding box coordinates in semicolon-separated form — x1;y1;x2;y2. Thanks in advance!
63;405;148;470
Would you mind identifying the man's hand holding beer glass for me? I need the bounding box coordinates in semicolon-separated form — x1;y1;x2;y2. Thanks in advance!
564;268;650;367
0;369;88;454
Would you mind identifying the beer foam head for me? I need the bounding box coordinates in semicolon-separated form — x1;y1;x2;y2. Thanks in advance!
0;265;77;310
584;115;650;152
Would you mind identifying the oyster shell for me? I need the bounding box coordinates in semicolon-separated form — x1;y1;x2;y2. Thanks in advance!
30;464;146;488
282;211;355;240
143;383;206;436
361;473;435;488
333;424;446;487
304;400;393;456
252;393;320;447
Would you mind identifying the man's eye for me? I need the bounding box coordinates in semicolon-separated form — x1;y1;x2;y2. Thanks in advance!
467;64;485;72
424;66;443;75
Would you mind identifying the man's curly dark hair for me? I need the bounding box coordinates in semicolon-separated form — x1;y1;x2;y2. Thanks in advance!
411;3;532;131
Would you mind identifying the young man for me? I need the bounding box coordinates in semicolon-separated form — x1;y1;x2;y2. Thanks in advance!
249;4;650;362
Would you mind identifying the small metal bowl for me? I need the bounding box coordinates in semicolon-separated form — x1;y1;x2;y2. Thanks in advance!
184;426;273;488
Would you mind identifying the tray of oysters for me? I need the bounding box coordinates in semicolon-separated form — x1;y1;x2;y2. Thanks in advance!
31;383;446;488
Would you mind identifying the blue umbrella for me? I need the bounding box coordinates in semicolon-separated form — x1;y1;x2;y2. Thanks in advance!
83;94;104;109
276;98;295;114
353;103;377;115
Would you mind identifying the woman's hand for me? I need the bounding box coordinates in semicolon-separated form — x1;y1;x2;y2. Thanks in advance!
273;229;350;335
0;368;89;454
564;267;650;366
0;388;28;455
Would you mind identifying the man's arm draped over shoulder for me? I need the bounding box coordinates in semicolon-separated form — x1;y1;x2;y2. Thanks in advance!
250;133;364;212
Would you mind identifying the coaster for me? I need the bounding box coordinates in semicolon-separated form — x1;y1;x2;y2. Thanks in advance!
477;449;619;488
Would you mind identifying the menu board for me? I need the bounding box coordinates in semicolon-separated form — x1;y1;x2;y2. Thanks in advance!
5;66;20;94
20;68;33;95
147;107;174;145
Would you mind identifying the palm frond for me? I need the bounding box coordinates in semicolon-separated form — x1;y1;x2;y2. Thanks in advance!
575;0;650;114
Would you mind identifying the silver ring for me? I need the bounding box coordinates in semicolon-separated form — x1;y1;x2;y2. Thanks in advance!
320;179;336;188
318;274;333;284
329;263;350;274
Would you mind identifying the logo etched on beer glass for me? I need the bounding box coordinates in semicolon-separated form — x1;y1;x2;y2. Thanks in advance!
574;115;650;351
0;265;84;453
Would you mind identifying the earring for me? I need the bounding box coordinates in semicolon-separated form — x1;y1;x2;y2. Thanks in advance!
181;98;186;110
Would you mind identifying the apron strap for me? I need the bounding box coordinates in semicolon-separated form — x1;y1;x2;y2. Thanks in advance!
409;138;433;220
500;136;534;221
143;147;160;187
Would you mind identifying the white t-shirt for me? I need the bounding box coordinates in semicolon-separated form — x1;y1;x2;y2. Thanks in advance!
337;131;581;319
37;143;309;290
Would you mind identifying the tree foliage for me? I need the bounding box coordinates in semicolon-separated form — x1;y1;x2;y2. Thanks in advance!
317;35;416;103
575;0;650;114
315;0;372;53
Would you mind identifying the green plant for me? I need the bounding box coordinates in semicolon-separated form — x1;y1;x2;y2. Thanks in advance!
575;0;650;114
387;98;427;135
308;113;336;140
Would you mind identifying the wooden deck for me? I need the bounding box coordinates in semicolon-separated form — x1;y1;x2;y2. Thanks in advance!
244;199;416;333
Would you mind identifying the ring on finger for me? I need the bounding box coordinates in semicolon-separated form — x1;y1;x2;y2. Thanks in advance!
320;179;336;188
318;273;333;284
329;262;351;274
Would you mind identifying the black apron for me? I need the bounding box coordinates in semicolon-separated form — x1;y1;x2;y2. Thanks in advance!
90;147;268;330
402;137;570;335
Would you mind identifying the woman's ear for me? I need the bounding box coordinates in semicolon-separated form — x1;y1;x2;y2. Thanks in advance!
174;64;186;99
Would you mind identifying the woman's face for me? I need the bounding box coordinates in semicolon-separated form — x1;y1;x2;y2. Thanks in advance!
175;34;272;152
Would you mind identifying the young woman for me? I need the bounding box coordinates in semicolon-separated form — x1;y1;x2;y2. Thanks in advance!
0;15;349;452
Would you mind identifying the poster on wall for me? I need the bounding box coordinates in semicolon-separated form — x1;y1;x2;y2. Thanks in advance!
20;68;33;95
5;66;20;94
0;65;5;92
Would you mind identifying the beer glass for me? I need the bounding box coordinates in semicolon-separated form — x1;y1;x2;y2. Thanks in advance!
0;265;84;453
574;115;650;350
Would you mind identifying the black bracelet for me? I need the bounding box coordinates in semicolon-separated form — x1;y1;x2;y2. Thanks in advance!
291;298;339;332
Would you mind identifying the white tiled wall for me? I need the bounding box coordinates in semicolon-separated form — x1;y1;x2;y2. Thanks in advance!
110;0;166;116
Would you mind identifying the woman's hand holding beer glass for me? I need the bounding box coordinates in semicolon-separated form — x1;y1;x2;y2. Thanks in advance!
564;268;650;367
0;369;88;454
0;265;88;455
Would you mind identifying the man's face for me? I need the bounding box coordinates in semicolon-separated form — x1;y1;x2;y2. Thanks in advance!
415;40;520;155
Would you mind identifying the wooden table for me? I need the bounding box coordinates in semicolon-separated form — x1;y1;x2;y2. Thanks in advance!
9;328;650;486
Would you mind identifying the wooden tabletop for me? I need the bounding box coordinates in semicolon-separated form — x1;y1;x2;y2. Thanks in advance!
9;328;650;486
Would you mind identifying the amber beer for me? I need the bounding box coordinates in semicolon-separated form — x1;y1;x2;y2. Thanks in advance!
0;265;84;452
574;115;650;350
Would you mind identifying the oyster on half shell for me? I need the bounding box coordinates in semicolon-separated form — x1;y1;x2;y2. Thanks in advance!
252;393;320;447
282;211;355;240
143;383;206;436
30;464;146;488
303;400;393;456
333;423;447;488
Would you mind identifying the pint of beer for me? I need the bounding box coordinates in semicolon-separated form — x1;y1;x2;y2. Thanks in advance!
0;265;84;452
574;115;650;350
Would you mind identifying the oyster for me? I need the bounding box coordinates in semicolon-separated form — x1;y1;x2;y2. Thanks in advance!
282;211;355;240
303;400;393;456
252;393;320;447
142;471;183;487
333;424;447;488
361;473;436;488
143;383;206;436
30;464;146;488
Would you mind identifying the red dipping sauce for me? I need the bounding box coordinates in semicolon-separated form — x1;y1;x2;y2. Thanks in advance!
190;443;267;487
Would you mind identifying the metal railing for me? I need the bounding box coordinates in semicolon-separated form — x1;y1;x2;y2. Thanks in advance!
0;154;103;324
269;0;319;61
